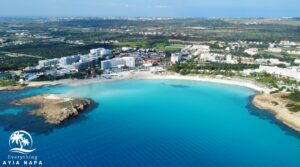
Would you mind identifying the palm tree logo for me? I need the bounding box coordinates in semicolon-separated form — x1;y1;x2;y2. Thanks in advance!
9;130;36;154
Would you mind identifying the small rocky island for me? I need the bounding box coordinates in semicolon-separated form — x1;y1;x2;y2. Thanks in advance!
0;85;28;91
15;94;92;124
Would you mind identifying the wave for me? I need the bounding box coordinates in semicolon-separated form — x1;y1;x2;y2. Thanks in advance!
10;148;36;154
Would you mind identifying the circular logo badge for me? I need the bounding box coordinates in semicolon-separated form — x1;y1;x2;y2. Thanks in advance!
9;130;36;154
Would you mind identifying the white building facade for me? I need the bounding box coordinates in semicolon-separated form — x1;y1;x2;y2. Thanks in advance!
101;57;136;70
90;48;112;58
38;58;59;68
171;53;182;63
59;55;80;67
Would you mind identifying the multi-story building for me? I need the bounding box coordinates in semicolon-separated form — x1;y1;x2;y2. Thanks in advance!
38;58;59;68
259;66;300;82
90;48;112;58
123;57;136;67
181;45;210;56
59;55;80;67
101;57;136;70
243;66;300;82
74;56;99;70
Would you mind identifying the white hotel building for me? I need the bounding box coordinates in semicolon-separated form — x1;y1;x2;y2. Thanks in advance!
59;55;80;67
90;48;112;58
101;57;136;70
38;58;59;68
243;66;300;82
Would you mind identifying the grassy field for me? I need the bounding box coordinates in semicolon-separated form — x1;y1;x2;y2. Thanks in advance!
153;43;168;50
113;41;147;48
164;44;185;51
114;42;184;51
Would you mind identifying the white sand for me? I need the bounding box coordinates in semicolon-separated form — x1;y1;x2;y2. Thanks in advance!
134;71;271;93
44;94;61;100
26;71;271;94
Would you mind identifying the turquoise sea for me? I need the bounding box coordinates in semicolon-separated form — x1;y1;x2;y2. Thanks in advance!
1;80;300;167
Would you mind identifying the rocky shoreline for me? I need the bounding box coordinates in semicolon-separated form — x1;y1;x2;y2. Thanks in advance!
252;92;300;132
0;85;28;91
14;94;93;124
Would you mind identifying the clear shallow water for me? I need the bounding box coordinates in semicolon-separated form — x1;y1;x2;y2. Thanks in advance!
1;80;300;167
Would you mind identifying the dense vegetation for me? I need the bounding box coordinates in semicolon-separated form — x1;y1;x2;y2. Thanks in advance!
0;42;114;59
0;73;19;86
285;91;300;112
32;66;103;81
0;54;39;71
248;72;278;87
0;79;18;87
287;91;300;102
168;60;259;75
286;103;300;112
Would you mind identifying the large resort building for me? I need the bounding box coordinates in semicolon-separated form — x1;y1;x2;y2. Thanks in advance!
37;48;112;70
90;48;112;58
101;57;136;70
38;58;59;69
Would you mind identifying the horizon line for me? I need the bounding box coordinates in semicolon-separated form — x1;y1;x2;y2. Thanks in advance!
0;16;299;19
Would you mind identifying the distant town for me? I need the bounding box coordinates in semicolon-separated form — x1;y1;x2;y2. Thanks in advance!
11;39;299;93
0;17;299;94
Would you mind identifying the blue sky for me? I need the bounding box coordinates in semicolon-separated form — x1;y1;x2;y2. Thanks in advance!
0;0;299;18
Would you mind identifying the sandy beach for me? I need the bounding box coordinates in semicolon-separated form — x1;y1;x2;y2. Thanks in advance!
24;71;271;94
133;72;271;93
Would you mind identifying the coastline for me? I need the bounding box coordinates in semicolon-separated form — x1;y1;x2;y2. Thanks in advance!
17;71;271;94
5;71;300;131
253;93;300;132
0;85;28;91
133;72;271;94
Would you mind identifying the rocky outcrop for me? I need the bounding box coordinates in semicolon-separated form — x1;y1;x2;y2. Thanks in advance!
0;85;27;91
253;92;300;132
14;94;92;124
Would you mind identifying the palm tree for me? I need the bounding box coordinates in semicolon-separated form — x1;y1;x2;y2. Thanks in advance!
21;138;30;147
10;131;26;149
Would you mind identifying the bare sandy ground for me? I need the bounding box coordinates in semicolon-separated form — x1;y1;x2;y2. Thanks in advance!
253;92;300;132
